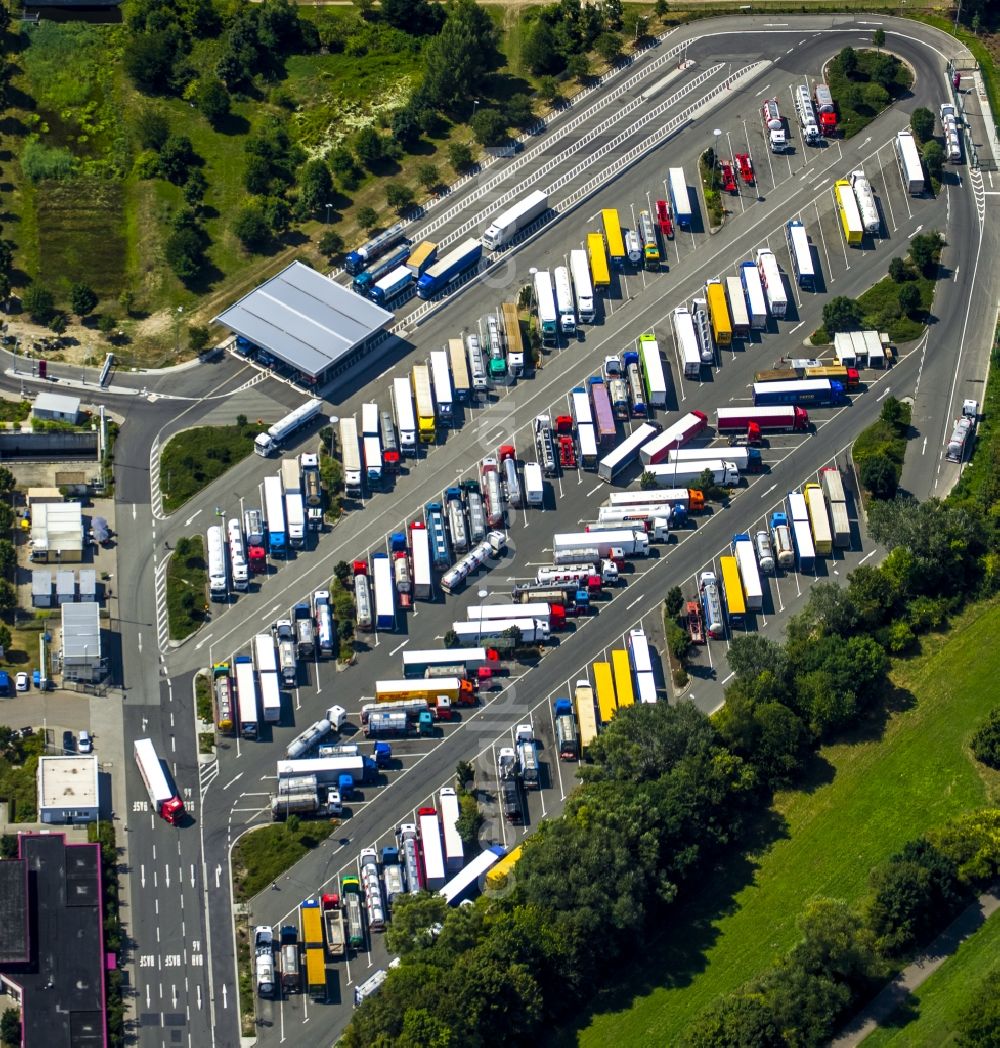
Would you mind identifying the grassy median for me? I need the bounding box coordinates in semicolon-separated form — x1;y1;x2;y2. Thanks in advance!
231;818;338;903
165;535;208;641
577;600;1000;1046
160;423;259;514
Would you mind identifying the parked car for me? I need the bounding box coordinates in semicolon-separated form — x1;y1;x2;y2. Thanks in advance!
62;730;75;753
77;730;93;754
15;672;29;692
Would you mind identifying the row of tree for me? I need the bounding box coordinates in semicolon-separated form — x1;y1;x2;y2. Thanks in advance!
684;809;1000;1046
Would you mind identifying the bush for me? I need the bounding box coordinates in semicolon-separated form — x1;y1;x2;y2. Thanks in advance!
470;108;508;146
385;183;415;213
356;206;378;231
898;283;921;317
860;453;899;500
70;283;98;318
888;257;908;283
21;138;76;183
910;106;935;144
22;284;55;323
822;296;863;334
232;204;270;250
448;142;474;173
164;228;204;280
970;707;1000;769
318;231;344;257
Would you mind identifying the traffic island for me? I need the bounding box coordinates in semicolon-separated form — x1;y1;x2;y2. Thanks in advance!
165;536;208;641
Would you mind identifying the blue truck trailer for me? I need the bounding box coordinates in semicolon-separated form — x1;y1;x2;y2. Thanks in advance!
352;245;411;294
416;239;483;299
751;378;845;407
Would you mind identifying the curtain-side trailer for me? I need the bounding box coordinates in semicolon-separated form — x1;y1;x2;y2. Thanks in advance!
638;333;668;408
587;232;611;288
834;180;864;246
705;280;733;345
338;416;363;497
447;338;471;402
409;522;432;600
207;525;228;601
601;209;626;268
895;131;925;194
569;247;596;321
418;808;447;890
732;533;763;611
725;276;751;337
411;364;436;444
740;262;768;329
391;377;417;454
756;249;788;318
235;656;259;739
429;350;454;428
672;307;702;379
438;788;464;873
785;220;816;289
638;410;709;466
371;552;396;631
597;422;661;482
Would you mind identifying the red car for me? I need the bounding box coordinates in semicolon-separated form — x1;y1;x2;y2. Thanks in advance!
655;199;674;238
735;153;755;186
720;161;737;194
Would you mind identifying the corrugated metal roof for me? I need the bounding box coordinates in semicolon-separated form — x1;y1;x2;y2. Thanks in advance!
61;602;100;662
214;261;393;377
33;392;80;417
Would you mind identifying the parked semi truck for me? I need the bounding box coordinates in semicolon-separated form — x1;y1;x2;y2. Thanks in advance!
554;698;579;760
819;467;851;548
341;876;365;950
322;893;346;959
253;399;324;457
481;190;548;250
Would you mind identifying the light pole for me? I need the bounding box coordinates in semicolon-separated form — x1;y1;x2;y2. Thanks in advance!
175;306;184;357
325;202;332;225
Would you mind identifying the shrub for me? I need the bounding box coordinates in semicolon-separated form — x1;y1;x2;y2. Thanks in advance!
860;453;899;500
970;707;1000;769
22;284;55;323
21;138;76;182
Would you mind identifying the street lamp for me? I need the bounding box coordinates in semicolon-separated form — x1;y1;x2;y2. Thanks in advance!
175;306;184;357
325;202;332;225
477;587;489;639
472;99;480;123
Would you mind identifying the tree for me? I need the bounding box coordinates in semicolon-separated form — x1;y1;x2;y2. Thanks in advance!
922;140;944;182
727;634;787;684
125;29;179;93
184;169;208;206
381;0;441;34
384;893;449;955
594;31;622;65
860;453;898;500
538;76;561;105
0;540;14;579
873;27;885;50
70;283;98;318
419;0;498;110
898;282;921;318
298;159;333;214
333;560;350;584
655;0;670;14
639;471;657;490
195;77;230;125
49;314;66;335
665;586;684;618
838;46;858;77
416;163;440;192
910;106;935;144
232;204;270;250
970;707;1000;769
97;313;117;338
158;134;198;185
0;467;13;494
880;395;906;428
443;629;459;649
136;108;170;151
318;231;344;257
164;227;204;280
603;0;624;29
22;284;55;323
909;231;943;276
567;52;590;84
354;126;384;169
958;970;1000;1046
505;93;536;130
470;108;508;146
455;760;475;791
522;20;561;76
188;325;211;353
0;580;15;611
821;295;863;335
356;206;378;231
447;142;474;173
455;790;483;848
329;147;361;189
385;183;415;213
391;108;422;151
0;1008;19;1047
862;82;890;114
623;10;649;42
888;256;908;283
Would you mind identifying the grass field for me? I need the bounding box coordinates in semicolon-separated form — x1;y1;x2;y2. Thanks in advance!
159;424;258;514
861;910;1000;1046
0;734;46;822
232;820;337;902
0;400;31;424
165;535;208;641
574;600;1000;1048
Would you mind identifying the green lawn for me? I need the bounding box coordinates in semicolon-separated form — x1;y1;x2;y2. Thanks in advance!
0;734;46;822
166;535;208;641
862;910;1000;1046
232;820;337;902
160;424;259;514
575;601;1000;1047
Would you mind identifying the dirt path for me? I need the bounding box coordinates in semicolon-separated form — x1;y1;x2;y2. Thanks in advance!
832;888;1000;1046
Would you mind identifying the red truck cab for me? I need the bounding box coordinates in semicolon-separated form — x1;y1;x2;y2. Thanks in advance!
655;199;674;238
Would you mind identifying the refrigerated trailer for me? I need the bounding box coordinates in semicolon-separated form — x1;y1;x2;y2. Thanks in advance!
429;350;454;428
418;808;447;891
895;131;925;194
371;552;396;631
668;167;692;229
481;190;548;250
638;410;708;466
732;533;763;612
263;475;287;556
672;307;702;379
786;220;816;290
725;276;751;337
391;377;417;454
740;262;768;329
338;416;363;497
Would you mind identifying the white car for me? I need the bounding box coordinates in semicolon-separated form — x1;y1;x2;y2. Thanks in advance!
15;672;29;692
77;730;93;754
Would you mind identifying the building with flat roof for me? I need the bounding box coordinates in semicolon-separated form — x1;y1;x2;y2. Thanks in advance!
0;834;107;1048
60;602;102;682
214;260;394;387
36;756;99;824
32;392;80;424
29;502;83;563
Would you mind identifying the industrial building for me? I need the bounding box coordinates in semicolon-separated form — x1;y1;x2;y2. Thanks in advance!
0;834;107;1048
214;260;395;387
28;502;83;563
36;756;100;824
60;602;103;682
31;392;80;424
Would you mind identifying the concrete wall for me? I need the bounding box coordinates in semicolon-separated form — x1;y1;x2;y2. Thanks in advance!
0;432;97;460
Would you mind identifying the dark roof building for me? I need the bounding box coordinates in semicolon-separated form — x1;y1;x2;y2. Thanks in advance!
0;834;107;1048
214;261;394;387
